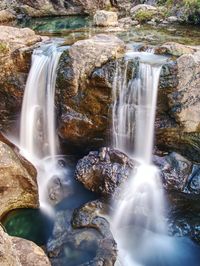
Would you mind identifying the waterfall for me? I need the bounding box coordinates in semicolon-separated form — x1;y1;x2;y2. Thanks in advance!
20;42;67;215
111;51;168;266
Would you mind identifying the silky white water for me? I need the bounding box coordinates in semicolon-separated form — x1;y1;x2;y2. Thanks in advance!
20;42;67;215
112;52;167;265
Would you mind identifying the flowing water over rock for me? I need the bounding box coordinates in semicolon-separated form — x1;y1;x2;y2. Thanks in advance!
20;42;68;215
112;52;173;266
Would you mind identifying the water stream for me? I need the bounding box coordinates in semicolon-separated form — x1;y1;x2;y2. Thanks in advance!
20;42;67;216
111;51;200;266
111;51;168;265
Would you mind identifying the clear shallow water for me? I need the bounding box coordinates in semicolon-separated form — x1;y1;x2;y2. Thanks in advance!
2;209;53;245
19;16;91;34
18;16;200;46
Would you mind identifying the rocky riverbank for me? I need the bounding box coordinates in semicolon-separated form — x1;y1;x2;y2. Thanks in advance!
0;2;199;265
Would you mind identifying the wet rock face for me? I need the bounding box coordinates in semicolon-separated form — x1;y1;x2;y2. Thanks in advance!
154;152;192;192
0;134;38;218
0;226;51;266
0;26;43;132
166;191;200;245
47;200;117;266
155;48;200;163
154;152;200;195
56;34;125;152
75;147;135;197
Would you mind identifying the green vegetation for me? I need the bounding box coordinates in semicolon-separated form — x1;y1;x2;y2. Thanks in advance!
0;42;9;54
158;0;200;24
134;9;166;23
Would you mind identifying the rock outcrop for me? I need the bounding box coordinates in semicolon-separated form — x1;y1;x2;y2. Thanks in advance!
0;0;112;18
56;34;125;152
0;26;43;131
0;133;38;218
0;226;51;266
156;47;200;162
94;10;118;27
75;147;136;197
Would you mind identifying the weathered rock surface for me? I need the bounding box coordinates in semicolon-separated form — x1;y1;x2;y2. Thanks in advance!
0;226;51;266
47;200;117;266
154;152;192;192
75;147;136;197
156;49;200;162
130;4;157;15
57;34;125;151
0;0;112;18
0;134;38;218
0;26;43;131
0;9;16;23
94;10;118;27
166;191;200;244
155;42;197;57
155;152;200;195
170;52;200;132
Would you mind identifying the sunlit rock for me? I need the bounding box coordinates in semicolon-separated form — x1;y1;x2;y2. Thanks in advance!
0;134;38;218
0;226;51;266
0;10;16;23
94;10;118;27
130;4;157;16
0;0;111;17
155;42;197;56
0;26;43;132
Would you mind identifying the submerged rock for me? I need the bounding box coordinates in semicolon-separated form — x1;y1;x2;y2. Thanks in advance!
0;134;38;218
47;200;117;266
0;226;51;266
75;147;135;197
94;10;118;27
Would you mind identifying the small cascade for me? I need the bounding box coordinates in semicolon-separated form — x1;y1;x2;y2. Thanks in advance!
20;42;67;216
111;51;168;265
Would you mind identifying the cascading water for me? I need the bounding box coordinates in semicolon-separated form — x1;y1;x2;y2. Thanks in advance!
20;42;67;215
111;51;168;265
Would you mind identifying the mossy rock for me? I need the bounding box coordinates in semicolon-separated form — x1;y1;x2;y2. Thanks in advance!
133;9;166;23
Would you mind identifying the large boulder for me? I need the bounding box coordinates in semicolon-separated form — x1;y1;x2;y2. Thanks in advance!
0;134;38;218
156;48;200;162
0;26;43;131
130;4;157;15
94;10;118;27
155;42;197;57
56;34;125;151
0;226;51;266
75;147;136;197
